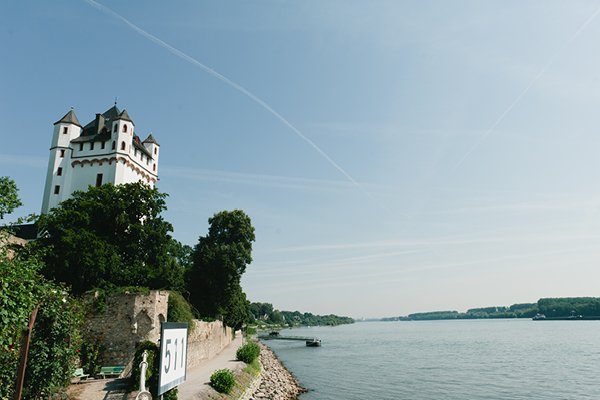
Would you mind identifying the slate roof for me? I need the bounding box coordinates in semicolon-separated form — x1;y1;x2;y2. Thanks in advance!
142;134;159;146
72;105;121;143
116;109;133;123
54;110;82;128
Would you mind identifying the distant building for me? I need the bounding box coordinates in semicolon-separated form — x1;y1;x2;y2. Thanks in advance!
41;105;160;214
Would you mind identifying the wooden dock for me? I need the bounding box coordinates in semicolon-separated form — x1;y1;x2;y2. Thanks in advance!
258;334;322;347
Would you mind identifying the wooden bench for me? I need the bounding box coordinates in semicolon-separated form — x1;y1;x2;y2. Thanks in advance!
72;368;89;383
98;366;125;379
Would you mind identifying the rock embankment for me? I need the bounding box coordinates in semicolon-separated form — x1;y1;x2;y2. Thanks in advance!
251;343;307;400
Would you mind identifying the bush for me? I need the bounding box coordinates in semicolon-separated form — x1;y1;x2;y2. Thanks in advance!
80;339;105;376
236;342;260;364
210;369;235;394
167;291;195;331
130;341;177;400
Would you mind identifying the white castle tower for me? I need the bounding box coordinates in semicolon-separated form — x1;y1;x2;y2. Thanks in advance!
41;105;160;214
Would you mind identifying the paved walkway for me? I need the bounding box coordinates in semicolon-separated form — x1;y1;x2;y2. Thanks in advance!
178;333;245;399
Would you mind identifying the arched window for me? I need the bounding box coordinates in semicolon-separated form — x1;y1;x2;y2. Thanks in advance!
113;124;117;133
112;141;116;150
123;124;128;133
121;142;126;151
153;164;156;171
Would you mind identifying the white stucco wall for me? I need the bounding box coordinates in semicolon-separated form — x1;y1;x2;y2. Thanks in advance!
41;113;159;214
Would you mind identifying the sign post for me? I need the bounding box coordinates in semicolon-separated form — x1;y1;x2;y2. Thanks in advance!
157;322;188;397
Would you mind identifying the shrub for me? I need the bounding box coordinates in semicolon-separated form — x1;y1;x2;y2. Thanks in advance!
210;369;235;394
80;339;105;376
167;291;195;331
236;342;261;364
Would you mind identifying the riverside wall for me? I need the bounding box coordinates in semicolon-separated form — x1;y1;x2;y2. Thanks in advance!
186;319;234;369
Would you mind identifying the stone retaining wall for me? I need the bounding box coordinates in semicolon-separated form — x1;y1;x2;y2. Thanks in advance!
84;290;169;366
186;319;234;369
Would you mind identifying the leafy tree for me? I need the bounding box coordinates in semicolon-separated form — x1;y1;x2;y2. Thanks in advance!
35;182;183;294
0;176;22;219
187;210;255;329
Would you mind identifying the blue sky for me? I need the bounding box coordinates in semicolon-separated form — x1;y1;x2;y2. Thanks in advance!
3;1;600;317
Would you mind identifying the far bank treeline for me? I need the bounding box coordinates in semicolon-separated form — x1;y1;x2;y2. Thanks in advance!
383;298;600;321
248;302;353;327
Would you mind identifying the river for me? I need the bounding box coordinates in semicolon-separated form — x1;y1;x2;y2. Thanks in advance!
264;320;600;399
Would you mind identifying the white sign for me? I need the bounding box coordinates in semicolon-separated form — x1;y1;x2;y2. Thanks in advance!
158;322;188;396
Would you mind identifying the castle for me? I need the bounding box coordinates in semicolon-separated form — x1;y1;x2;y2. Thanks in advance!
41;105;160;214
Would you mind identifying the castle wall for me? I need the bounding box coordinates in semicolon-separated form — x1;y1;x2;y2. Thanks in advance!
84;290;169;367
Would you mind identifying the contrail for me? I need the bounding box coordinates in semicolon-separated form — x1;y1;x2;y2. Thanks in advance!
454;4;600;168
84;0;393;214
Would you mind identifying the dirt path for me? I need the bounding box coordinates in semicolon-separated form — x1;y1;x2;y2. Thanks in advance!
67;378;132;400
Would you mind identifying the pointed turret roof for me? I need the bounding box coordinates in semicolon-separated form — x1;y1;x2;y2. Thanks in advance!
143;134;159;146
115;109;133;123
102;105;121;119
54;109;82;128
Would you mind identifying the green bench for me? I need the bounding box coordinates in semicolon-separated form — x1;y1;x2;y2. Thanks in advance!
98;366;125;379
72;368;89;383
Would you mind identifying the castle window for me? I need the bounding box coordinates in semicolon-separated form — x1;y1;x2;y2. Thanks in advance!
57;167;62;176
62;127;68;134
59;149;65;158
112;141;116;150
96;173;103;187
121;142;126;151
123;124;128;133
54;185;60;195
90;142;95;150
79;143;83;151
101;141;105;149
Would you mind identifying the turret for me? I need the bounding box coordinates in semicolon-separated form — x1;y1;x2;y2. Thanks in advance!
112;109;134;153
143;134;160;175
41;109;83;213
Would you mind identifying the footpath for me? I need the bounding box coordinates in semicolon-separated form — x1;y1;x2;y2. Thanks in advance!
177;333;244;399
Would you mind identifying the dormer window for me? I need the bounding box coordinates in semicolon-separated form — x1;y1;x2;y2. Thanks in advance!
62;127;68;134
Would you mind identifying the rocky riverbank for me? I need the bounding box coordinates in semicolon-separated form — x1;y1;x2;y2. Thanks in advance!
251;343;307;400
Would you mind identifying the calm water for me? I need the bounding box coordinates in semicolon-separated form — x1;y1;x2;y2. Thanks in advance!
264;320;600;399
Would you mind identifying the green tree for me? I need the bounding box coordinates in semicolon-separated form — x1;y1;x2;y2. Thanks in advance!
187;210;255;329
0;176;22;219
35;182;183;294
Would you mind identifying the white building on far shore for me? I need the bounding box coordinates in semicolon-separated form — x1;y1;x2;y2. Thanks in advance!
41;104;160;214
